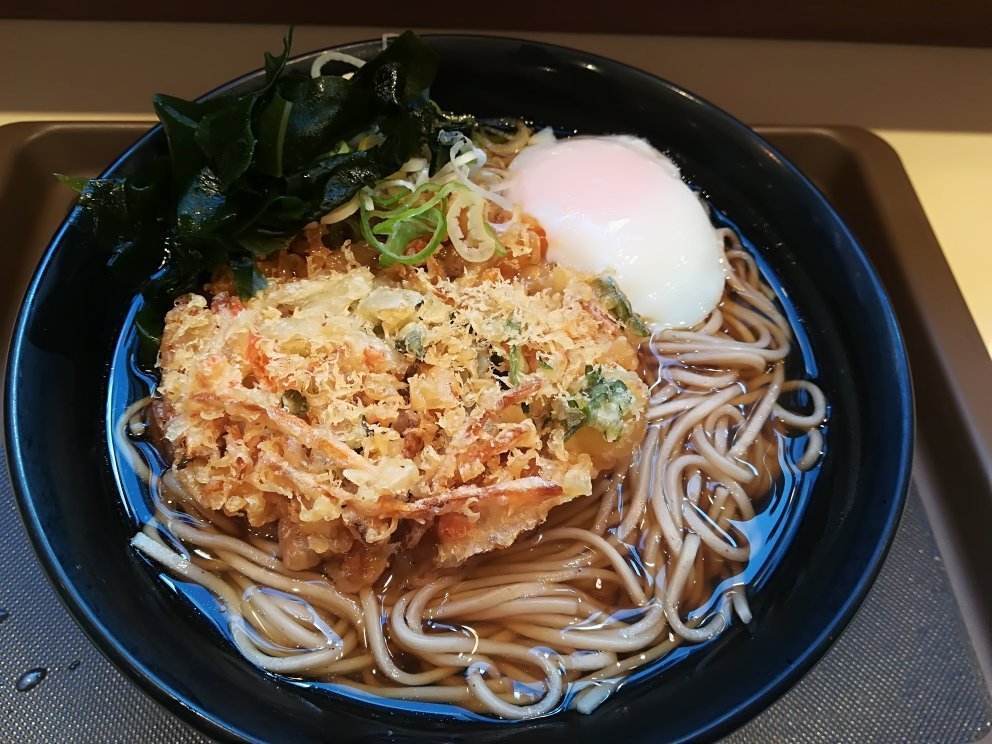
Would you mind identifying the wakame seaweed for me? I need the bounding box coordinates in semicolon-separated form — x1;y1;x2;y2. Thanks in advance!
58;30;472;363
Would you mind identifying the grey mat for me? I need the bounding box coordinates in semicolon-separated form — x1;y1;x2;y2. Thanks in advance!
1;446;989;742
727;489;992;744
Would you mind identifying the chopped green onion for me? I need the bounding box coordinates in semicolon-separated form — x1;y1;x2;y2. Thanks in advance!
369;181;441;214
373;182;464;231
370;184;416;208
360;204;447;266
446;190;502;262
357;141;506;267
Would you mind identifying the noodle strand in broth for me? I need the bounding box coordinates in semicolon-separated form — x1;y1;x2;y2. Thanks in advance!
120;223;826;719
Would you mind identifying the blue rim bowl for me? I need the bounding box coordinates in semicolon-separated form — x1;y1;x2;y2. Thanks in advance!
5;34;913;743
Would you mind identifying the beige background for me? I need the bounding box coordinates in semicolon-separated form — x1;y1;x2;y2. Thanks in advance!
1;20;989;354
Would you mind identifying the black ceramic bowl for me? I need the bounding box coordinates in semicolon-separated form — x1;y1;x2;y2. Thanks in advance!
5;35;912;742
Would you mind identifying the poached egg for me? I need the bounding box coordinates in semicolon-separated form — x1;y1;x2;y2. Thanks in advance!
506;135;725;329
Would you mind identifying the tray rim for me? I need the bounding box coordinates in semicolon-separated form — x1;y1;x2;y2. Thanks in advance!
762;124;992;687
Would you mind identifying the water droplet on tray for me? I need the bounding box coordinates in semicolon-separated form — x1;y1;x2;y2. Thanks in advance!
15;668;48;692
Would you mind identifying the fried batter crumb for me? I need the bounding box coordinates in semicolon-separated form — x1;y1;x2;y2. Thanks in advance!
156;249;647;585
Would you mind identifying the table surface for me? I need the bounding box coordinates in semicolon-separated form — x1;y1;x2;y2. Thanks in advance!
1;19;990;356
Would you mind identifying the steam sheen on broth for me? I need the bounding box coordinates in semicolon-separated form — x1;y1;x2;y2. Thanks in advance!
110;123;827;720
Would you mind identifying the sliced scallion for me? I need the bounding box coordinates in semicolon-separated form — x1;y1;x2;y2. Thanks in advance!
360;205;447;266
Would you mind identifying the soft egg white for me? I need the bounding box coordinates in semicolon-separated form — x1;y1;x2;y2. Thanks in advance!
506;135;725;329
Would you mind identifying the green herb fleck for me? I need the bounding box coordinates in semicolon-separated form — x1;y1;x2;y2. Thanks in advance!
281;389;309;418
561;365;635;442
396;329;425;359
594;276;651;337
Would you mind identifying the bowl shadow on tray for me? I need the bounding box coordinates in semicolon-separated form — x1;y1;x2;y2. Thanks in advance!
3;35;912;743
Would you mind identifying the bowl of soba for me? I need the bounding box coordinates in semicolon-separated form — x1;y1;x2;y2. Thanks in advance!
5;33;912;742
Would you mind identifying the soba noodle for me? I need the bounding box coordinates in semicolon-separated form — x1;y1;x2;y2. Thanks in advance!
118;226;826;720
